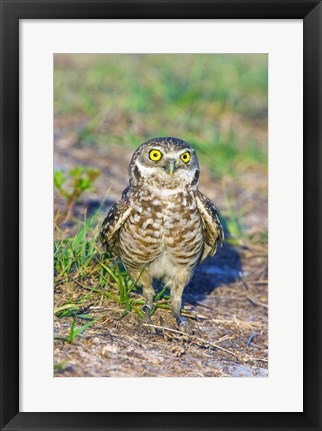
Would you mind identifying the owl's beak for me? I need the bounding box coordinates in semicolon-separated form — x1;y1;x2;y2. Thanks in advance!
165;160;176;177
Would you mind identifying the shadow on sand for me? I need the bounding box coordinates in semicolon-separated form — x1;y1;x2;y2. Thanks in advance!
184;237;242;306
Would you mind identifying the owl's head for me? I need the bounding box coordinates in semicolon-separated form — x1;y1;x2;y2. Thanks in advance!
129;137;200;189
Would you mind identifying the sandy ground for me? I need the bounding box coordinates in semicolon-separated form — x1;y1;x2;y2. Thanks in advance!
54;132;268;377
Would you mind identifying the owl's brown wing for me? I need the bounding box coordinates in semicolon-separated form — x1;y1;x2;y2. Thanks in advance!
100;187;132;256
195;191;224;262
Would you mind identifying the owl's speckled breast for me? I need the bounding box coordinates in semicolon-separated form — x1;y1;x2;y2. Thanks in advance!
118;185;204;276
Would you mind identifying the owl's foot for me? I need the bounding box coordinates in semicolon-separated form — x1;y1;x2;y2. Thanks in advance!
142;304;157;333
142;304;152;322
176;315;192;334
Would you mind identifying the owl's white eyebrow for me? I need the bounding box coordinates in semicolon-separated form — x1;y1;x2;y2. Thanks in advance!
178;149;191;156
149;146;164;152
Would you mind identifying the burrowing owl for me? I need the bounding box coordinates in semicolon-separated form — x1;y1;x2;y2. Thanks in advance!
101;137;223;330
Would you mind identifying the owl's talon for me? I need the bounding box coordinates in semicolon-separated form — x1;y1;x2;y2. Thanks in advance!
176;316;192;333
142;304;156;332
176;315;187;326
142;304;152;321
181;322;193;335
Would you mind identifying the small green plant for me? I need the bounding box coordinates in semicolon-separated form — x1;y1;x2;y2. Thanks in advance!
54;166;100;220
66;316;97;342
55;316;97;343
97;260;145;318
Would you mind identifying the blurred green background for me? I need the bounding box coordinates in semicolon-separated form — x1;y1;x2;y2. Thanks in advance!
54;54;267;179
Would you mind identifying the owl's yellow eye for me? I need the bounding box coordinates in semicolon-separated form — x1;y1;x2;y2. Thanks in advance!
149;149;162;161
180;151;191;163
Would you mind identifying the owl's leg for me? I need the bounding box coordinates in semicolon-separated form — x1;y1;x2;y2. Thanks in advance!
139;272;155;321
171;285;188;327
169;270;192;332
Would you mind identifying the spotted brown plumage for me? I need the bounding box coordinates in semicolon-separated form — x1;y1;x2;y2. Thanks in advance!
101;137;224;330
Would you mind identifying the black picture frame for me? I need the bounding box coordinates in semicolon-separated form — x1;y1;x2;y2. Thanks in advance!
0;1;321;430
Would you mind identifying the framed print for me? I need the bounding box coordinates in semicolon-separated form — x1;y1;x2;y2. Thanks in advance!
1;1;321;430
